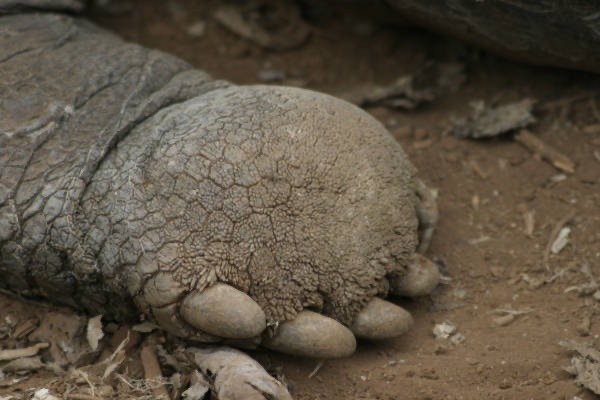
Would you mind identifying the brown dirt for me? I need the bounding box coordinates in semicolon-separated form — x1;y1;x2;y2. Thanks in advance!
2;1;600;399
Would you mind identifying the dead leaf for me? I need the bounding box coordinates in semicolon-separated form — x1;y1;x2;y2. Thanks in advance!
561;340;600;394
214;1;310;50
454;98;536;139
182;370;210;400
86;315;104;351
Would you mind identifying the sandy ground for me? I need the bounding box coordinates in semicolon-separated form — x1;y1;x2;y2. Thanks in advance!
2;1;600;399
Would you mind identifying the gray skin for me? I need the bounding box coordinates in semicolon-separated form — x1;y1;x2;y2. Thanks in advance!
0;12;439;359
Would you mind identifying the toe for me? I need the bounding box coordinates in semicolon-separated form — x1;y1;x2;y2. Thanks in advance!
181;283;267;339
351;298;413;340
263;311;356;358
391;254;440;297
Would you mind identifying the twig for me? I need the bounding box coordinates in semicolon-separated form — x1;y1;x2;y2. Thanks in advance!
544;211;576;270
308;360;325;379
514;130;576;173
492;308;534;316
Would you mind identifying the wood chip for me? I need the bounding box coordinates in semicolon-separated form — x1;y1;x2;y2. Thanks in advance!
544;211;576;270
524;209;535;237
471;195;480;210
10;318;39;340
86;315;104;351
140;338;170;400
514;130;576;173
0;342;49;361
551;227;571;254
1;356;45;373
577;316;591;336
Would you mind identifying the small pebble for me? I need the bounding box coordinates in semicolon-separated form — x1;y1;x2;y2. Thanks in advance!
186;21;206;37
493;314;515;327
551;227;571;254
450;332;466;345
577;316;591;336
433;320;456;339
258;69;287;82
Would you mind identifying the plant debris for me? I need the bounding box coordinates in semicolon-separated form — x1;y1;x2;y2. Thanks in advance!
551;227;571;254
491;308;533;326
31;389;60;400
544;211;576;269
214;1;310;50
564;264;599;298
433;320;457;339
187;347;293;399
514;130;576;173
340;62;465;110
0;342;48;361
86;315;104;351
140;337;169;399
453;98;536;138
561;340;600;395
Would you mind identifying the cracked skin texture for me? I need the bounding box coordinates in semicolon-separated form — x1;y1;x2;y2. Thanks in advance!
0;13;419;340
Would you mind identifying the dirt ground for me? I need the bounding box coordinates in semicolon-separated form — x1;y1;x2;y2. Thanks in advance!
2;1;600;399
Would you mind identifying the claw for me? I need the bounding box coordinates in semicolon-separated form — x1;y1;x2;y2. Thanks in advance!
391;254;440;297
263;311;356;358
181;283;266;339
351;298;413;340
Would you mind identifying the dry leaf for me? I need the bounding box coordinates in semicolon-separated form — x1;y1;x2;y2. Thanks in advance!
86;315;104;351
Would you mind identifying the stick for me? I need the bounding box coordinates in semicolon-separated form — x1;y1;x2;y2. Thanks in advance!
514;130;576;173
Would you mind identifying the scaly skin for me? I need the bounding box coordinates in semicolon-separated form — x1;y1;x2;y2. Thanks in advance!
0;13;439;358
0;13;228;319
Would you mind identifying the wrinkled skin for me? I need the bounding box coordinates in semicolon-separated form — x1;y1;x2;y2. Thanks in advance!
0;12;439;360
